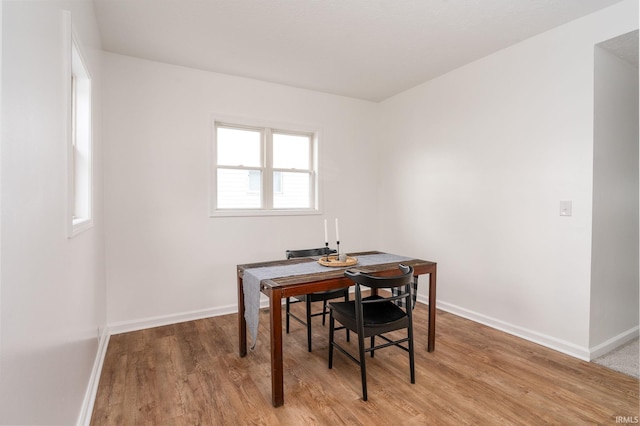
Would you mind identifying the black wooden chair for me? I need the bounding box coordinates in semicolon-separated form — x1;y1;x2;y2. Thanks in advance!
285;247;350;352
328;264;415;401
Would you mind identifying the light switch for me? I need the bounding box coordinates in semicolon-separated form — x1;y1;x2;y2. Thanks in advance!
560;200;572;216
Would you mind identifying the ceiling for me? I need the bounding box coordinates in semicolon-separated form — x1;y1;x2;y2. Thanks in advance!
94;0;629;102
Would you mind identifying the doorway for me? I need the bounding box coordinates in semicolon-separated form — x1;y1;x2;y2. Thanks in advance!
590;30;639;357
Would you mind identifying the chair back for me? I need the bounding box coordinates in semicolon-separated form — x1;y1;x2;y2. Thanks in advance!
392;281;418;309
286;247;336;259
345;264;415;310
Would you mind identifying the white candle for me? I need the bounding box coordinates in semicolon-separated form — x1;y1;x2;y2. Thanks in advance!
324;219;328;243
335;218;340;241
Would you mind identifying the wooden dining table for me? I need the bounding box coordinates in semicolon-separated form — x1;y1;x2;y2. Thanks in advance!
236;251;437;407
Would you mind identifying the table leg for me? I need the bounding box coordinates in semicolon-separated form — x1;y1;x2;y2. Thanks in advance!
269;289;284;407
238;275;247;357
428;267;437;352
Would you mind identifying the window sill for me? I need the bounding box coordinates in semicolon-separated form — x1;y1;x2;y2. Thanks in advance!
70;217;93;237
210;208;321;218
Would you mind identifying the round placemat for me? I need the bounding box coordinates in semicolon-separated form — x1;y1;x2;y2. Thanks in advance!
317;255;358;267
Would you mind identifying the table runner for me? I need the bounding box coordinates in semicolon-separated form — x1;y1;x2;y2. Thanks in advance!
243;253;411;348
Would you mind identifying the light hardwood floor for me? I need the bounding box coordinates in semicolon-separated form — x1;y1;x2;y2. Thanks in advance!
91;303;639;425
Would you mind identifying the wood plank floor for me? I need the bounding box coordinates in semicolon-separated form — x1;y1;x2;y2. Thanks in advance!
91;303;639;425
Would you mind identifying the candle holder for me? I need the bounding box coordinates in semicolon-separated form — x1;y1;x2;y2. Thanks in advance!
336;240;340;260
325;242;330;262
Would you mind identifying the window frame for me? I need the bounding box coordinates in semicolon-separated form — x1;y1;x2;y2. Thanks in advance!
67;22;93;237
210;116;321;217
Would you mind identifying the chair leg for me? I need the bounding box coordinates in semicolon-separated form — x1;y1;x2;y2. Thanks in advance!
328;312;335;369
322;300;327;325
344;291;350;342
358;332;368;401
306;299;313;352
409;323;415;384
370;336;375;358
285;297;291;333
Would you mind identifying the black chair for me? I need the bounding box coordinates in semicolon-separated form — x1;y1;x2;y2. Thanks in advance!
328;264;415;401
285;247;350;352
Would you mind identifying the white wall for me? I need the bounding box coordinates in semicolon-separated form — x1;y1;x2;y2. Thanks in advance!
102;53;380;328
0;0;3;419
0;1;105;424
377;0;638;359
590;43;639;351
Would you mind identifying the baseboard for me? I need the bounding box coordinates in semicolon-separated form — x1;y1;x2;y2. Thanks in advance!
76;328;110;426
589;326;640;360
425;297;592;361
108;304;239;335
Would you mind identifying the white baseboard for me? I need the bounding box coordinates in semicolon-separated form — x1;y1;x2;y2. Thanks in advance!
77;328;110;426
108;304;239;335
422;296;592;361
589;326;639;360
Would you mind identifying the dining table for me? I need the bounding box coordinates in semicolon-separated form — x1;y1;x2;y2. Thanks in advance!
236;250;437;407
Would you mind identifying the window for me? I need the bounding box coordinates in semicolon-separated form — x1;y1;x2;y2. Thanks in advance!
68;35;92;236
211;119;319;216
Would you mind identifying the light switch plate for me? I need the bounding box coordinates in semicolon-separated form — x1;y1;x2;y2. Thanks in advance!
560;200;572;216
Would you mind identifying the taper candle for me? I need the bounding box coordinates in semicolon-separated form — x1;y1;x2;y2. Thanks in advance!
335;218;340;241
324;219;328;243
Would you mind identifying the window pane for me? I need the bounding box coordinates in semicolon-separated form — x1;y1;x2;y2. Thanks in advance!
273;171;282;193
70;39;92;236
273;133;310;169
248;170;261;192
273;171;310;208
217;127;261;167
217;169;261;208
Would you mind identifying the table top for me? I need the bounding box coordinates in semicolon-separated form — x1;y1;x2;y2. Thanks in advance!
238;251;436;296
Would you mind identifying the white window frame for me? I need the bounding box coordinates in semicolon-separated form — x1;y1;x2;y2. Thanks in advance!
210;116;321;217
67;21;93;237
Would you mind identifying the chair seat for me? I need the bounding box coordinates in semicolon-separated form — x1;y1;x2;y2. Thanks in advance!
330;296;407;329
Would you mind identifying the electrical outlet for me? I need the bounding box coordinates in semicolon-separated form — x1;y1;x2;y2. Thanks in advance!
560;200;572;216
